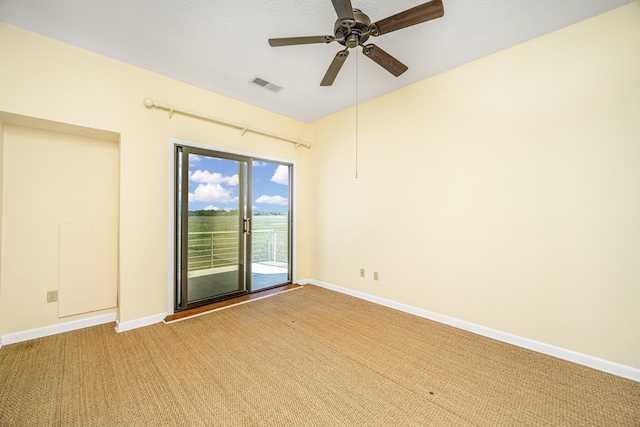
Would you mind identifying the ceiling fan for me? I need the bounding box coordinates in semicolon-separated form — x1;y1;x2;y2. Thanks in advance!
268;0;444;86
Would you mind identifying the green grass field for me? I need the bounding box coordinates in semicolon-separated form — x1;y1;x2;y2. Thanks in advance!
187;215;288;233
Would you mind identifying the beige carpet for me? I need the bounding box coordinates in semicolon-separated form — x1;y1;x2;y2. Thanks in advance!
1;285;638;426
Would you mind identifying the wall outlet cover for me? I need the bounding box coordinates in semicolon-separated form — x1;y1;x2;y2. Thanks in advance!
47;290;58;303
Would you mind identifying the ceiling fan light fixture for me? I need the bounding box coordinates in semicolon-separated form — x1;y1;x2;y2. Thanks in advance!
345;34;359;48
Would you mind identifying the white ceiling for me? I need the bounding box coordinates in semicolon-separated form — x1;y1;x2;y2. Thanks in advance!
0;0;633;122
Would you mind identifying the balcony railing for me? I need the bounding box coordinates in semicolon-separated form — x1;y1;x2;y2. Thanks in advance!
187;229;287;271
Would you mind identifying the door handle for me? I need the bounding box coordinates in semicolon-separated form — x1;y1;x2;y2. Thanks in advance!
244;217;251;235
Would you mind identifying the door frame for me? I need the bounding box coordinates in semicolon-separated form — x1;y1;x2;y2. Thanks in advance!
166;138;297;316
176;146;250;311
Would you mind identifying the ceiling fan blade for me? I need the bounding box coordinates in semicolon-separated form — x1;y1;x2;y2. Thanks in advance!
372;0;444;36
269;35;335;47
331;0;356;26
320;49;350;86
362;44;408;77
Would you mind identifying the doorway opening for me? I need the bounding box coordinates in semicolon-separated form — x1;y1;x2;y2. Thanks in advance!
174;145;292;311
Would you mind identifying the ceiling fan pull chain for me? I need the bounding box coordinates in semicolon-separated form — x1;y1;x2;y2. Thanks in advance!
355;50;359;180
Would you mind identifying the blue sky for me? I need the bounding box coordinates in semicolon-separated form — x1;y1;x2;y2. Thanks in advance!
187;154;289;212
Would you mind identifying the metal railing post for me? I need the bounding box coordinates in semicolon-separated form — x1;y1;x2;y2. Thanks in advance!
210;233;214;268
273;230;277;263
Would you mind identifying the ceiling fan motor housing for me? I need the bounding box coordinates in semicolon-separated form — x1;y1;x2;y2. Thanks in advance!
335;9;371;48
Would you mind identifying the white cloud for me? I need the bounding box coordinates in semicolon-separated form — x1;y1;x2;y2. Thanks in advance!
253;161;267;167
271;165;289;185
204;205;219;211
189;183;238;203
226;174;239;186
190;170;222;183
190;170;238;186
255;194;288;206
189;154;202;166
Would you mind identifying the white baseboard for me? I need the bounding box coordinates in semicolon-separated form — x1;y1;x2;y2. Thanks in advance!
115;312;167;333
308;279;640;383
0;312;117;346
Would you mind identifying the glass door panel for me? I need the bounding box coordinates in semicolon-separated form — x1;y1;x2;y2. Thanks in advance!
178;148;248;308
250;162;291;292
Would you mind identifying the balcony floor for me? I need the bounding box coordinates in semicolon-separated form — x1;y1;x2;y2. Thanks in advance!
187;262;289;302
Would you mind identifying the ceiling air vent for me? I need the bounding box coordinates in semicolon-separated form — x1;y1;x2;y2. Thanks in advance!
250;77;284;93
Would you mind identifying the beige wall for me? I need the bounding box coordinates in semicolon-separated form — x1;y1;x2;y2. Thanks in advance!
1;124;119;333
0;22;312;334
0;123;4;334
309;2;640;368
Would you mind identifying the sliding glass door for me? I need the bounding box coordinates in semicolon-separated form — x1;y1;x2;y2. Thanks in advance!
175;145;292;311
250;162;292;292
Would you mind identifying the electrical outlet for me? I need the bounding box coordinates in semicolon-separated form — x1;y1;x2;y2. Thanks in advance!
360;268;365;278
47;290;58;303
374;272;379;281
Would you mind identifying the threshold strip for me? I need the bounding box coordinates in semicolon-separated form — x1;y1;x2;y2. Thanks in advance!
164;284;303;323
